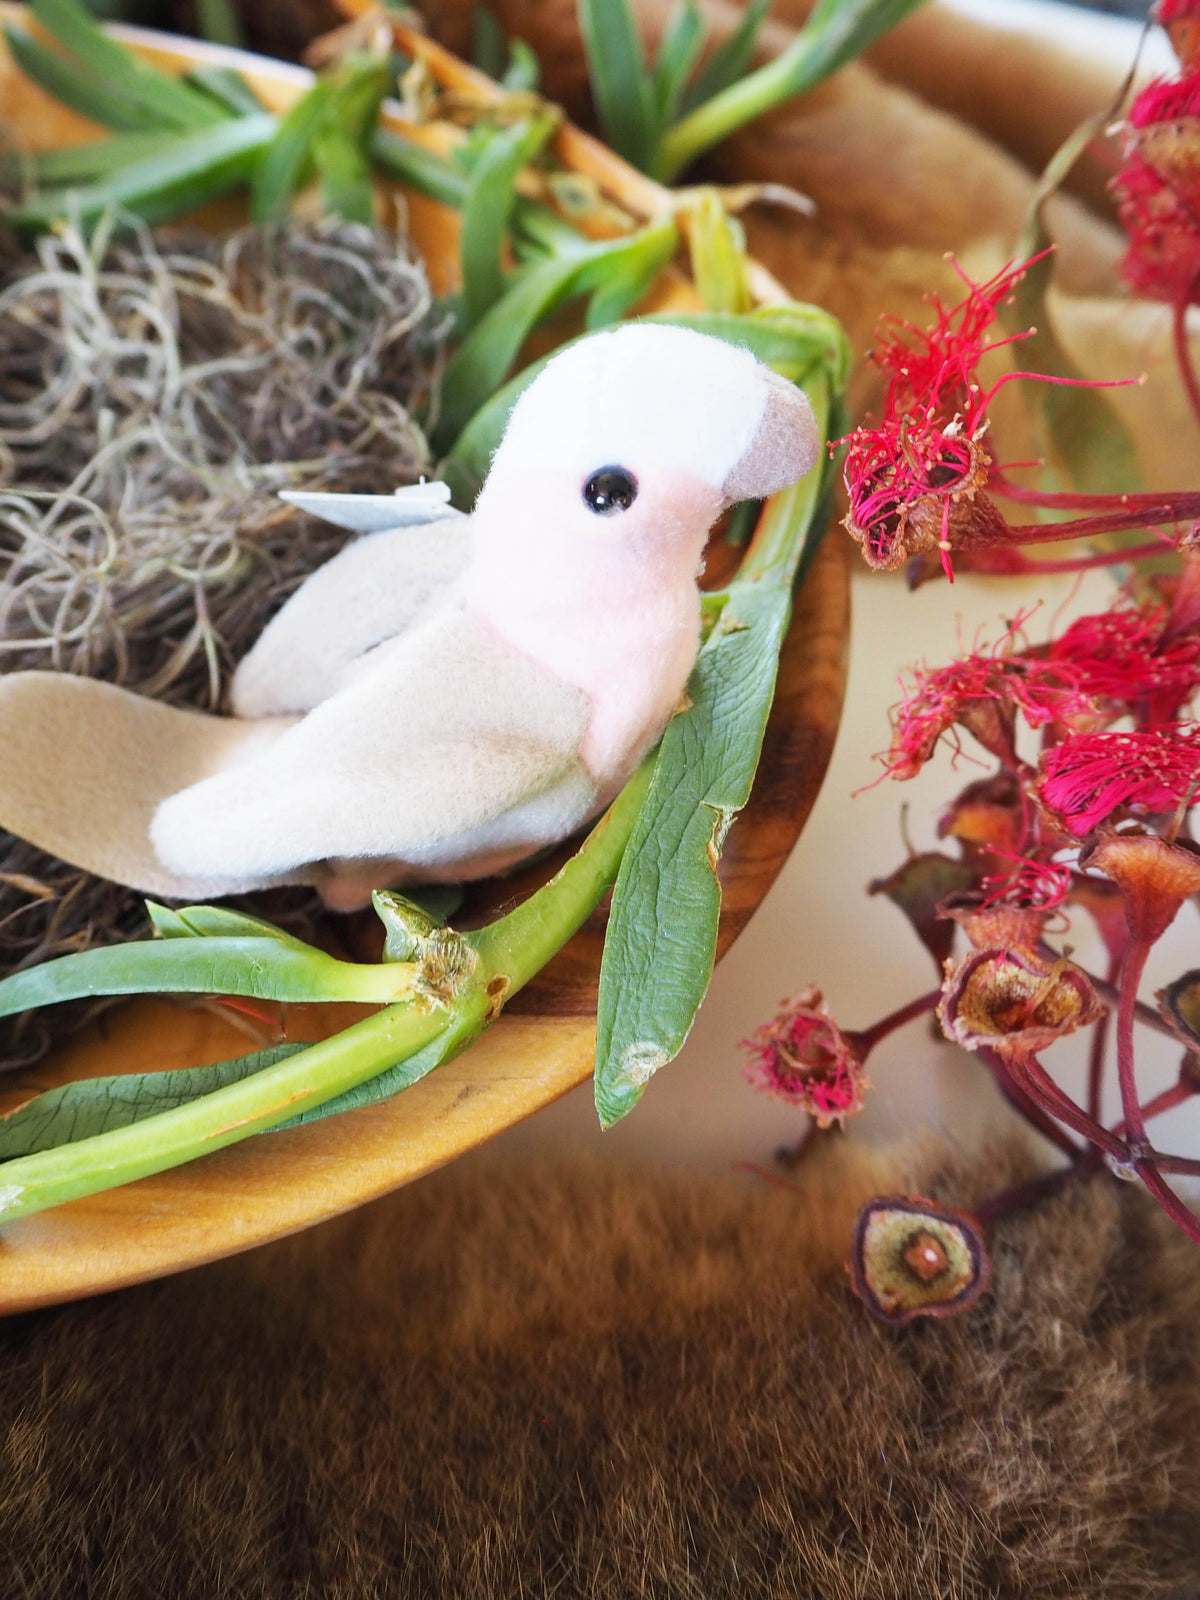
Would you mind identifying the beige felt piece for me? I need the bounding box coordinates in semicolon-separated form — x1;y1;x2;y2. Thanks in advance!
150;607;597;889
0;672;297;898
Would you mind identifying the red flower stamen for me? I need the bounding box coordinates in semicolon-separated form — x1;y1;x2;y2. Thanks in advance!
883;623;1092;779
977;853;1071;911
1037;724;1200;837
1128;72;1200;128
741;987;868;1128
1049;604;1200;721
839;260;1040;574
840;256;1142;576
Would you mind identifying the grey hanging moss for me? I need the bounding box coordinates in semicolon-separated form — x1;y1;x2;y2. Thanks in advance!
0;211;446;1066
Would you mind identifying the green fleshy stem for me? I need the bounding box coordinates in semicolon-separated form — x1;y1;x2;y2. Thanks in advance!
0;760;653;1225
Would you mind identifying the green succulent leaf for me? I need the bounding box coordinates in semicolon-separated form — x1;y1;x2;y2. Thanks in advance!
143;902;320;948
28;0;228;129
686;189;753;314
370;125;469;210
4;21;172;131
577;0;659;170
470;3;508;78
313;56;390;223
503;39;540;91
7;112;277;232
460;113;558;327
183;64;266;117
655;0;928;182
0;1044;304;1161
1;129;191;188
250;78;329;222
653;0;705;126
0;927;409;1016
681;0;770;113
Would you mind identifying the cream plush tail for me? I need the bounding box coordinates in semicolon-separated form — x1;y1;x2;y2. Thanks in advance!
0;673;298;900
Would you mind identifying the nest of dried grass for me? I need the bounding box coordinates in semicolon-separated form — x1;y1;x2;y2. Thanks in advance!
0;210;444;1065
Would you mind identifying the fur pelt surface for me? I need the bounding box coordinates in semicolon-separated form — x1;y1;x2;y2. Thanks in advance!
2;1139;1200;1599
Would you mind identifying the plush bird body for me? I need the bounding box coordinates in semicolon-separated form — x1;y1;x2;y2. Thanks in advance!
0;324;819;908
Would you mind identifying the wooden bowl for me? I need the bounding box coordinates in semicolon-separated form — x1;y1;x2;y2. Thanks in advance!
0;12;849;1313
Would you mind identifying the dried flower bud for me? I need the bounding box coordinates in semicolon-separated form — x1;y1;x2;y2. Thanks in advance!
849;1195;991;1325
868;851;978;971
938;771;1025;858
1083;829;1200;943
938;891;1051;952
843;425;1009;576
1067;874;1132;966
1157;0;1200;69
839;260;1043;579
741;987;869;1129
1158;967;1200;1050
939;947;1102;1060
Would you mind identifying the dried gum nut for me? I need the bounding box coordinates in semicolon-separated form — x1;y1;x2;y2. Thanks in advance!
939;947;1101;1058
849;1196;991;1325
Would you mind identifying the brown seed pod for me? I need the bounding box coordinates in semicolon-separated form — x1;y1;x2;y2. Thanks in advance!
849;1194;991;1325
938;946;1102;1061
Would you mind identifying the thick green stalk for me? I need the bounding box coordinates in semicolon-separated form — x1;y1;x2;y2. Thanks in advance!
0;762;653;1224
653;0;927;182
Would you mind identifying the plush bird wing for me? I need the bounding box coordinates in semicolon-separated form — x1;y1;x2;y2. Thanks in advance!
151;608;598;894
0;673;301;898
232;516;472;718
278;480;462;532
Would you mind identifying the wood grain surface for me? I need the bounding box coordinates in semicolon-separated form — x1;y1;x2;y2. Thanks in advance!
0;15;849;1312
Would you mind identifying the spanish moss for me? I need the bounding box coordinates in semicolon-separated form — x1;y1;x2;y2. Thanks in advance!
0;210;444;1065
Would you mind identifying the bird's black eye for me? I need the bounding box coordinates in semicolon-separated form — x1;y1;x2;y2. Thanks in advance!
583;466;637;514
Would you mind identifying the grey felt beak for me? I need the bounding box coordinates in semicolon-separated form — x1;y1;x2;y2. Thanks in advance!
721;370;821;503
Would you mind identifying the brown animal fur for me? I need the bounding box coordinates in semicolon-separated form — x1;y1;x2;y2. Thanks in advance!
2;1137;1199;1598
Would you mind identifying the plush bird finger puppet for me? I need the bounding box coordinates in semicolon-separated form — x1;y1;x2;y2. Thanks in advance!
0;324;818;909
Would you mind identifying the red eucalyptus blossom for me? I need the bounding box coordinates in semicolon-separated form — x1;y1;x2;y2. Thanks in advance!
1048;604;1200;722
884;629;1086;782
842;256;1199;581
1036;724;1200;838
741;986;868;1128
840;259;1036;577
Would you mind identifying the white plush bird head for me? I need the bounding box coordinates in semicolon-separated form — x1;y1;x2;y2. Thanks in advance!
473;323;819;567
462;321;822;793
486;321;819;501
465;322;821;639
